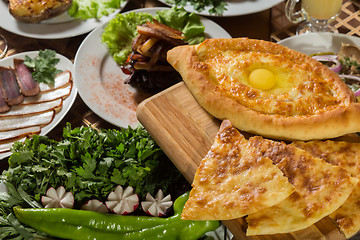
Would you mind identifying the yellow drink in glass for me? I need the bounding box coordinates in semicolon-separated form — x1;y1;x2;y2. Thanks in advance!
302;0;342;20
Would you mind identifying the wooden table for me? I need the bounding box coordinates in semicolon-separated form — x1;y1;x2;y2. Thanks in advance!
0;0;359;238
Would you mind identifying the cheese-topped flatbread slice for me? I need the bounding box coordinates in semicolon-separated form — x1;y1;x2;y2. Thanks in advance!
246;137;358;235
167;38;360;140
181;120;295;220
292;140;360;238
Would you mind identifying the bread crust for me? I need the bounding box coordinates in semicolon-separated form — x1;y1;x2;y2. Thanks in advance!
167;38;360;140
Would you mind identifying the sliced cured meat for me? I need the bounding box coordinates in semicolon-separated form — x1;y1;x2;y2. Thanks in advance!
0;110;54;131
0;98;62;117
0;67;24;105
0;137;26;154
14;59;40;97
39;71;72;92
0;126;40;141
22;84;72;104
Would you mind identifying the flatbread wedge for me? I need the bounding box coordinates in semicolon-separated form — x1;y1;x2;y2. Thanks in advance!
167;38;360;140
246;137;358;235
292;140;360;238
181;120;295;220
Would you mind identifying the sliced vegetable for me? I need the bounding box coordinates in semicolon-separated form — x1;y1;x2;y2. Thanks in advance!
141;189;172;217
339;74;360;97
41;186;74;208
81;199;108;213
14;192;221;240
105;186;139;215
312;55;342;73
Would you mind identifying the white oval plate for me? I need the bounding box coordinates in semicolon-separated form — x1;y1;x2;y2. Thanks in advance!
158;0;282;17
278;32;360;55
74;7;231;128
0;1;128;39
0;51;77;159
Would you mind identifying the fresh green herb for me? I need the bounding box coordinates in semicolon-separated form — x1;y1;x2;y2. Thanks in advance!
23;49;62;84
155;7;205;45
340;57;360;71
0;124;189;239
163;0;228;15
101;7;205;65
68;0;125;20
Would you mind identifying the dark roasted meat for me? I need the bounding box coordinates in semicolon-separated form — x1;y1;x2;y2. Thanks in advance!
8;0;73;23
0;86;10;113
0;67;24;106
14;59;40;97
123;19;187;91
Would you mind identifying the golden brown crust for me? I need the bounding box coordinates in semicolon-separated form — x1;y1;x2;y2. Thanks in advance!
245;135;358;235
292;140;360;238
8;0;72;23
181;120;295;220
167;38;360;140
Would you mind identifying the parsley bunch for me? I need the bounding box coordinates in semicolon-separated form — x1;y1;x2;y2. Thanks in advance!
24;49;62;84
0;124;189;238
3;124;186;204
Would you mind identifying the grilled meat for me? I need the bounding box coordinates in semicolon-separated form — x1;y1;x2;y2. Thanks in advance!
8;0;73;23
0;67;24;106
14;59;40;97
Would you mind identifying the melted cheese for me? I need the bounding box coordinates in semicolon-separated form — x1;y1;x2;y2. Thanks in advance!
201;49;344;116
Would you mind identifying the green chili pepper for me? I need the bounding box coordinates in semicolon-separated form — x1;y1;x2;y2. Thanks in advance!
13;192;220;240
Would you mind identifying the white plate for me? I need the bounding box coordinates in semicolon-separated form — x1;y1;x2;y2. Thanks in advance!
278;32;360;55
0;51;77;159
74;7;231;128
0;1;128;39
158;0;282;16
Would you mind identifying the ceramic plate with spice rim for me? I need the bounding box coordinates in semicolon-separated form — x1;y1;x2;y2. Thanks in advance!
73;7;231;128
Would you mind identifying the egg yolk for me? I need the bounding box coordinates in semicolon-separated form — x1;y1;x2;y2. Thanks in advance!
248;68;276;91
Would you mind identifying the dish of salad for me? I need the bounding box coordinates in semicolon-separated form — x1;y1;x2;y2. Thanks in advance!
74;7;231;128
278;33;360;98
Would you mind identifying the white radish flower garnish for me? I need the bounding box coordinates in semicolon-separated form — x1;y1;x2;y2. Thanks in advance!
105;186;139;215
81;199;108;213
141;189;173;217
41;186;74;208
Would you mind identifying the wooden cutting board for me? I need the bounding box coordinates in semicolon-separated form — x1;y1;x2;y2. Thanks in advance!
136;82;346;240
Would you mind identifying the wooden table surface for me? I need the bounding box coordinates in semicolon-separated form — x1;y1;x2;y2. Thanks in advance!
0;0;359;238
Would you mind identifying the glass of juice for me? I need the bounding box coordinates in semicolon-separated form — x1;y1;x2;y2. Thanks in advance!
285;0;343;34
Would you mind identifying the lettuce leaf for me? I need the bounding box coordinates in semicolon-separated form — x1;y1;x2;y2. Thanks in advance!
101;12;154;65
68;0;124;19
155;8;205;45
101;7;205;65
